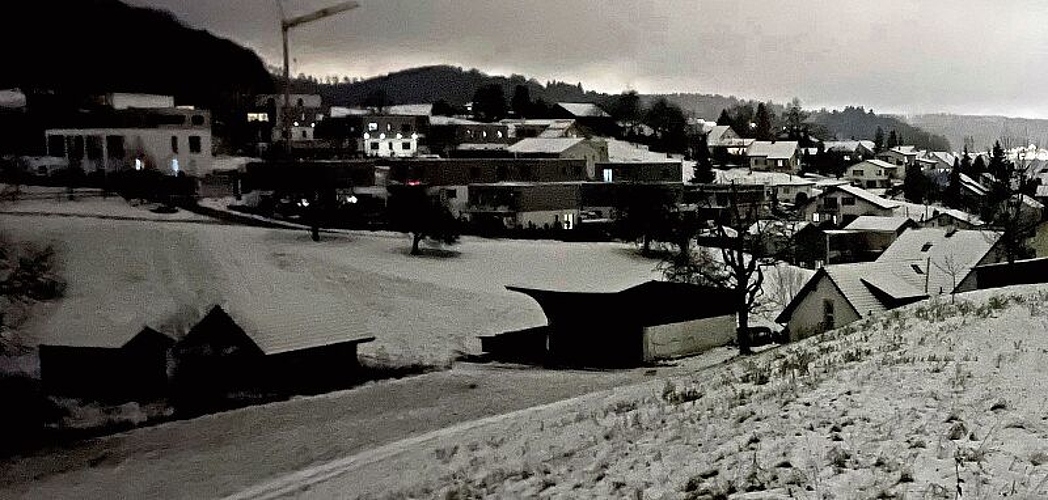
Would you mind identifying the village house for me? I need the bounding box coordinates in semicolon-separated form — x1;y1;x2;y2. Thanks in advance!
920;210;985;231
876;146;920;168
426;115;510;155
467;182;582;230
45;104;213;176
507;137;608;179
842;216;919;255
499;118;582;139
595;162;682;183
746;141;799;172
480;281;737;366
777;227;1005;340
822;140;877;162
387;158;589;216
253;93;323;143
800;184;899;225
845;159;902;189
771;178;817;206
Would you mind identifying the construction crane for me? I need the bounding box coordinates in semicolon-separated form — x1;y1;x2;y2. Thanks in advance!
278;0;359;155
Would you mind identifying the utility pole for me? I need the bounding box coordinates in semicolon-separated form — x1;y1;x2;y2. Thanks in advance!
278;0;359;156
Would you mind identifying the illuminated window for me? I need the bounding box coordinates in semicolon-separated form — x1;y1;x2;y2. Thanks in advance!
368;122;378;132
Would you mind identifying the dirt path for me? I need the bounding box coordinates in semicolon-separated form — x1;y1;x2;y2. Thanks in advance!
0;353;735;500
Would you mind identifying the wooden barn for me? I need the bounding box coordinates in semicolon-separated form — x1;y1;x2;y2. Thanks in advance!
481;281;737;367
40;327;174;402
171;305;375;404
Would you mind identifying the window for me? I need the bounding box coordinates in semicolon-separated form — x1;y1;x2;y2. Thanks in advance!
301;130;308;139
386;123;392;132
106;135;125;158
446;189;457;199
496;130;504;139
247;112;269;122
370;142;380;150
86;136;103;161
402;141;411;150
191;115;205;126
368;122;378;132
188;136;202;154
853;169;863;177
823;299;835;329
171;136;179;154
296;98;304;107
823;197;838;209
602;169;613;182
911;264;925;274
921;242;933;252
48;135;66;157
777;159;784;168
841;196;856;206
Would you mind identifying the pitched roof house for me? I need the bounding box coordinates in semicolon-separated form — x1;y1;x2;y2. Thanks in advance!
800;184;899;225
746;141;799;172
777;228;1004;339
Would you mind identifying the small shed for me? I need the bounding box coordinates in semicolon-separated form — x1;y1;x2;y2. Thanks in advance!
40;327;175;402
482;281;737;367
171;305;376;402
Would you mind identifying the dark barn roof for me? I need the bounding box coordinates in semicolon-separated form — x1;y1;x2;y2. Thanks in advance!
507;280;736;328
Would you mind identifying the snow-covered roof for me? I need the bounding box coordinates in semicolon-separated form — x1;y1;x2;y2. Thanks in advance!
828;184;899;210
457;143;509;151
556;102;610;118
854;159;899;171
385;103;434;116
876;227;1002;295
715;168;810;186
926;151;957;166
707;126;737;144
429;116;482;126
0;88;27;109
539;120;577;138
746;141;798;160
508;137;585;154
823;140;875;153
844;216;914;232
328;106;370;118
890;146;919;156
958;173;989;197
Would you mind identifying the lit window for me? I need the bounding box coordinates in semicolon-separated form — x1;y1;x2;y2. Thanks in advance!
171;159;179;173
368;122;378;132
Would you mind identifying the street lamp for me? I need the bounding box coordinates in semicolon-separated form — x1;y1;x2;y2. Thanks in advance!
279;0;359;155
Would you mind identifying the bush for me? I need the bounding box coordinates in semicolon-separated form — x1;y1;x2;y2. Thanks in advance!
0;375;64;455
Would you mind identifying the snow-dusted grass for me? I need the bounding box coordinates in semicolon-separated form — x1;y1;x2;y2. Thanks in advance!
271;285;1048;499
1;210;660;365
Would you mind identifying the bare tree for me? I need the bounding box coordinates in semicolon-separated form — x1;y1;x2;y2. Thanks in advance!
932;254;964;302
758;264;808;320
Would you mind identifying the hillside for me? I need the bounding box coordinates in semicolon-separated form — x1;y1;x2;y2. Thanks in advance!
294;65;606;108
904;113;1048;152
247;285;1048;498
810;107;952;151
2;0;272;103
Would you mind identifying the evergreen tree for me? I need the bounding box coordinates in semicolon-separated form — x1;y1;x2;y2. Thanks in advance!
716;109;733;126
972;155;988;176
988;140;1010;182
691;133;715;183
754;102;773;141
387;185;461;255
944;158;962;208
610;90;642;131
887;130;899;149
510;84;532;118
903;163;931;203
471;84;507;122
874;126;885;152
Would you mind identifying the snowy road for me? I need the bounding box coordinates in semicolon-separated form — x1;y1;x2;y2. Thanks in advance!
0;354;736;499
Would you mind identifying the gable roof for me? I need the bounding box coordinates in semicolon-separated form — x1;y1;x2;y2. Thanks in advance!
385;103;433;116
508;137;586;154
844;216;915;232
775;260;929;325
852;159;899;171
746;141;798;159
429;116;482;126
707;125;738;143
556;102;610;118
830;184;899;210
508;280;736;328
823;140;875;154
876;227;1002;295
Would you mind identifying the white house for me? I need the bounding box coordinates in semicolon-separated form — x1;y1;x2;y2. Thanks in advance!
822;140;876;162
876;146;920;168
507;138;608;179
746;141;799;172
45;107;212;176
845;159;902;189
777;227;1004;339
800;184;899;225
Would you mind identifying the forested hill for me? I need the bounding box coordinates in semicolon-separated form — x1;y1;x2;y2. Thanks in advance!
3;0;273;105
903;113;1048;152
293;65;607;107
809;107;952;151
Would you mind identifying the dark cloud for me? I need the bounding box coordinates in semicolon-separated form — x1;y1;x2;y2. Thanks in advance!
127;0;1048;118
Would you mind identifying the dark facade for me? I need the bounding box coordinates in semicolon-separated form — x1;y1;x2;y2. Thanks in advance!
386;158;588;186
595;162;683;183
244;160;377;191
482;281;736;367
40;327;174;402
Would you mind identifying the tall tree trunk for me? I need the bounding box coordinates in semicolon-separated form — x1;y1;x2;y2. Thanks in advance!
642;234;651;256
737;289;753;355
411;234;422;255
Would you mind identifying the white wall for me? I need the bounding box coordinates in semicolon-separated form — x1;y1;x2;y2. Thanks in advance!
642;315;736;361
108;93;175;110
364;138;418;158
46;128;213;176
786;275;860;341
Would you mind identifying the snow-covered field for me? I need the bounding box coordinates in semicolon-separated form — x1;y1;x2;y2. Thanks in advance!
1;198;660;365
252;285;1048;499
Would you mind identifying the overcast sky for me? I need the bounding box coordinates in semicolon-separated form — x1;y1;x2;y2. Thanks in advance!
128;0;1048;118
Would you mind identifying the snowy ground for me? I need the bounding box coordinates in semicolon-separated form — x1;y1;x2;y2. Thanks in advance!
0;197;660;365
234;284;1048;499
